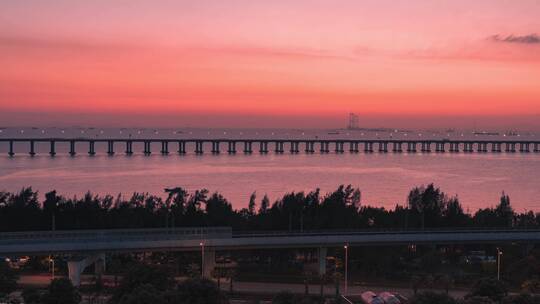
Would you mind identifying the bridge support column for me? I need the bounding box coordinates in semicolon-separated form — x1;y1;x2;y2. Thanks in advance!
378;142;388;153
335;142;344;153
349;142;359;153
227;141;236;154
107;141;115;156
392;142;402;153
259;142;268;154
435;142;445;153
50;141;56;157
491;143;501;153
320;142;329;153
464;143;473;153
243;141;253;154
275;141;284;154
505;142;516;153
407;142;416;153
421;142;431;153
318;247;327;276
161;141;169;155
519;143;530;153
68;253;106;287
449;142;459;153
203;249;216;278
364;142;373;153
89;141;96;156
178;141;186;154
306;142;315;153
68;141;76;156
126;141;133;155
535;143;540;153
195;141;203;154
8;140;14;157
30;140;36;156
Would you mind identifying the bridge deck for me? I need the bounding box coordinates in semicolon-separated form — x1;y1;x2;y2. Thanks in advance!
1;228;539;255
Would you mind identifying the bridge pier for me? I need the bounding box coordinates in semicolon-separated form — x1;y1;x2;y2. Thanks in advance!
320;142;330;153
421;142;431;153
519;143;530;153
276;141;285;153
243;141;253;154
144;141;152;155
161;141;169;155
203;249;216;278
195;141;203;154
378;142;388;153
505;142;516;153
290;141;300;154
30;140;36;156
306;141;315;153
449;142;459;153
318;247;327;276
211;141;220;154
107;141;115;155
178;141;186;154
464;143;474;153
492;143;502;153
125;141;133;155
535;143;540;153
435;142;445;153
407;142;417;153
88;141;96;156
478;142;488;153
392;142;402;153
8;140;14;157
364;142;373;153
349;142;359;153
335;142;344;153
49;141;56;156
227;141;236;154
67;253;106;287
259;141;269;154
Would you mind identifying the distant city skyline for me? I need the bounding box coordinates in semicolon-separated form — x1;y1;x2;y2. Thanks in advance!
1;0;539;129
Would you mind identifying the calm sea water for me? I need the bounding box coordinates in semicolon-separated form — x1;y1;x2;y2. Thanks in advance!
1;127;539;212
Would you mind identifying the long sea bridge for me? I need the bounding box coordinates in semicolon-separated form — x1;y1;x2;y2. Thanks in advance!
1;138;540;156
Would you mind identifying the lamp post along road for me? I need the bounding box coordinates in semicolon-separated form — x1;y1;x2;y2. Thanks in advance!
200;242;205;278
344;244;349;296
497;248;503;281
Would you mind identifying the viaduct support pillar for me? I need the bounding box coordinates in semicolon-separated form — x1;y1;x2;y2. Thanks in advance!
259;142;268;154
69;141;76;156
203;249;216;278
107;141;115;155
195;141;203;154
30;140;36;156
243;141;253;154
161;141;169;155
228;141;236;154
407;142;417;153
126;141;133;155
68;253;106;287
392;142;402;153
89;141;96;156
318;247;327;276
535;143;540;153
178;141;186;154
49;141;56;156
8;140;14;157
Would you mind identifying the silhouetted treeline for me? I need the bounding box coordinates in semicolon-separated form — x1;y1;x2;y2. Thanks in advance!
0;184;538;232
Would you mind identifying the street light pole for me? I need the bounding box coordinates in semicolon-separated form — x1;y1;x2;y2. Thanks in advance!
497;248;503;281
200;242;205;278
344;244;349;296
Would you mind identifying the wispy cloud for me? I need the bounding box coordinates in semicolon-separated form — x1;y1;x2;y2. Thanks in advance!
489;34;540;44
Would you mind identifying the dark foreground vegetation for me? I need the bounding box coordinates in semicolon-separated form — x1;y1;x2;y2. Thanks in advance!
0;184;538;232
2;260;540;304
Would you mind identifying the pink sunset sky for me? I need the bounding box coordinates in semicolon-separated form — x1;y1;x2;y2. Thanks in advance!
0;0;539;129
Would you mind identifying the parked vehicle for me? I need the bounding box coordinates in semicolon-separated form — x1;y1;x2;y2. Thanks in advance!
379;292;401;304
361;291;385;304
